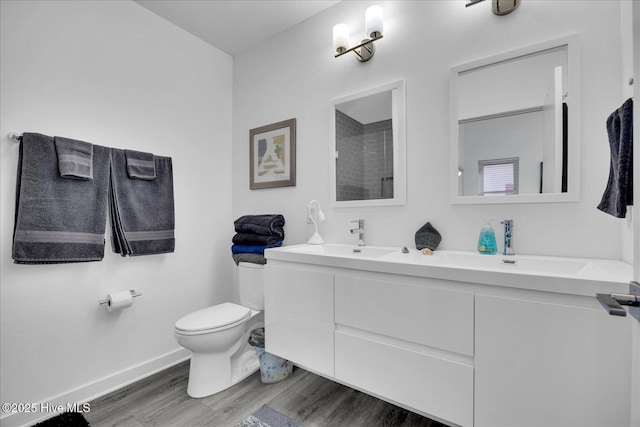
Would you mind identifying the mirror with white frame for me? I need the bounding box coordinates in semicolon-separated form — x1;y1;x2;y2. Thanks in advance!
330;80;406;207
450;35;580;204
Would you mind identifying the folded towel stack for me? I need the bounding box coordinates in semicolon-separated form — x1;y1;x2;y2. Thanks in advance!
231;214;285;265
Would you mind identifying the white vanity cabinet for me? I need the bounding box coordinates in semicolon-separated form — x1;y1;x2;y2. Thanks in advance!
264;245;633;427
264;261;335;378
475;293;632;427
334;272;474;427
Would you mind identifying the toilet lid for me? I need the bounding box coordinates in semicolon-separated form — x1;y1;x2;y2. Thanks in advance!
175;302;251;333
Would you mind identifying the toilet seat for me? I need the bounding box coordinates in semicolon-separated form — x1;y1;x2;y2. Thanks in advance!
175;302;251;335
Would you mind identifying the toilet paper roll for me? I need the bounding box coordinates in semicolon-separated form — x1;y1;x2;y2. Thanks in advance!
106;290;133;312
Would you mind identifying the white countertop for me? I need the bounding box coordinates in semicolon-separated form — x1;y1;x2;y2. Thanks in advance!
265;243;632;297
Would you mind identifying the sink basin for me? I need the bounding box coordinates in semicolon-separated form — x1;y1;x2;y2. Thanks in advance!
265;244;632;296
276;246;590;276
284;244;397;258
439;252;589;276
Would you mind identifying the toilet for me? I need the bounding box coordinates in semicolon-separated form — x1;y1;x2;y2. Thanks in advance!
174;262;265;398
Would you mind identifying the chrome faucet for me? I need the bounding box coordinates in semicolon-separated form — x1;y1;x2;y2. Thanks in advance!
501;219;515;255
350;219;365;246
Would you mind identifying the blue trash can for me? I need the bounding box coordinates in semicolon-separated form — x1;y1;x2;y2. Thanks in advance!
248;328;293;383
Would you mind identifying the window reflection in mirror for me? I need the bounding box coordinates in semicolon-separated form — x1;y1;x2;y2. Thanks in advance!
458;46;567;197
451;35;579;204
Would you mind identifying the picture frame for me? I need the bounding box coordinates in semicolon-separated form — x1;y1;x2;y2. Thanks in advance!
249;118;296;189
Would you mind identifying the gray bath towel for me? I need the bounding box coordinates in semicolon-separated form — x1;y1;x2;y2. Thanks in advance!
232;253;266;266
597;98;633;218
125;149;156;180
12;133;109;264
54;136;94;179
415;221;442;251
109;148;175;256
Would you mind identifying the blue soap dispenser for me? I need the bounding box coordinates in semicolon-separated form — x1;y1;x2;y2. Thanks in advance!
478;220;497;255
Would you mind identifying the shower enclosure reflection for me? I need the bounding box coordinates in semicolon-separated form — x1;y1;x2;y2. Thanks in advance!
330;80;406;207
335;109;393;201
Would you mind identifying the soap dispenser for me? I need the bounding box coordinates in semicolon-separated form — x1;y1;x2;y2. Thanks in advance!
477;220;497;255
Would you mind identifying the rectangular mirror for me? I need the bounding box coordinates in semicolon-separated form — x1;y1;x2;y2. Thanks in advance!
330;80;406;207
450;35;580;204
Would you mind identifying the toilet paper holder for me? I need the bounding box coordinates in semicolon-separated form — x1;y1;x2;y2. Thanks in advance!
99;289;142;306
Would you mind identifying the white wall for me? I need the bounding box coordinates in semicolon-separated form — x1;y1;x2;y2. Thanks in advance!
630;1;639;425
0;1;233;426
233;0;629;260
621;0;635;264
457;47;567;120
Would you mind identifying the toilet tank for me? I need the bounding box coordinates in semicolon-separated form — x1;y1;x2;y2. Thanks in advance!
238;262;264;310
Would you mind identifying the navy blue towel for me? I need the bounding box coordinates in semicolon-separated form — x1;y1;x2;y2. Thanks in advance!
231;241;282;255
234;214;285;239
232;232;280;246
597;98;633;218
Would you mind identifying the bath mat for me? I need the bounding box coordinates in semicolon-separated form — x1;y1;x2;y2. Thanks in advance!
235;405;303;427
33;411;90;427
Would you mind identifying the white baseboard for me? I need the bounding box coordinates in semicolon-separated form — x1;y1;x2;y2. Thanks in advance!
0;348;190;427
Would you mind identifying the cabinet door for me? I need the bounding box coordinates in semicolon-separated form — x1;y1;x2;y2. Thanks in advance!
264;262;334;377
475;294;631;427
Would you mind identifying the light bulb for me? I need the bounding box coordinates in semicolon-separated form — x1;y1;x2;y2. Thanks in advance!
333;23;350;53
365;5;383;38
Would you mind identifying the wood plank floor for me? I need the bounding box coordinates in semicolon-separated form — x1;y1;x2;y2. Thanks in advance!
85;361;447;427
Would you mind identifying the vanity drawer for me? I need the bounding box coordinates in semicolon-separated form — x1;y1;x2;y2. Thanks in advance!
335;331;473;427
335;274;474;356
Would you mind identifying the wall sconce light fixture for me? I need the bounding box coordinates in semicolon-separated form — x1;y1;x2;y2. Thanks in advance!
466;0;521;15
333;5;383;62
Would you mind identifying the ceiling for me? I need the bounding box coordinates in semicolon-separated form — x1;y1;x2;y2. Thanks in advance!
337;91;392;124
134;0;341;56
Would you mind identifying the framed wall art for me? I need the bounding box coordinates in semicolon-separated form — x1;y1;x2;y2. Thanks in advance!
249;118;296;189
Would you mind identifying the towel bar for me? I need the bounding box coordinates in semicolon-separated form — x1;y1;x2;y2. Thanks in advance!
99;289;142;305
8;132;22;142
